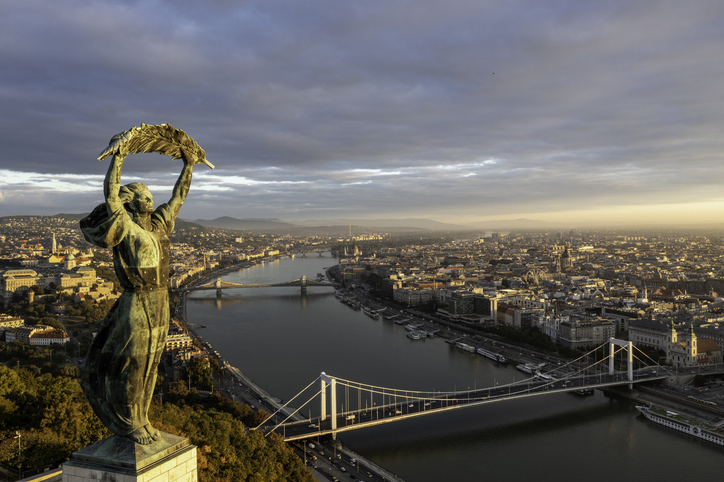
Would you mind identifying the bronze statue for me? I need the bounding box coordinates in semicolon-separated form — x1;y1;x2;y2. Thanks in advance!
80;124;212;444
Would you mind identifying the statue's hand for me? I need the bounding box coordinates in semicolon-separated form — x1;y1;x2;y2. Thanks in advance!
180;147;206;167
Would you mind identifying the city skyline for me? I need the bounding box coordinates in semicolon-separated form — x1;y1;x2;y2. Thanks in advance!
1;1;723;226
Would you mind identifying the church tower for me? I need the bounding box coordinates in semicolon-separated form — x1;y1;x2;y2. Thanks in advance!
640;281;649;303
666;322;678;365
689;323;698;360
667;321;677;345
52;233;57;254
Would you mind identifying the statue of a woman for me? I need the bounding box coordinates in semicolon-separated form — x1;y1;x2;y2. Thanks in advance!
80;125;209;444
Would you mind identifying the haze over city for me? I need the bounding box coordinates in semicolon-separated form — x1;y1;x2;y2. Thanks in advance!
1;0;723;227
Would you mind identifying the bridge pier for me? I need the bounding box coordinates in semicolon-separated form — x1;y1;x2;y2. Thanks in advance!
320;372;337;436
321;376;327;422
609;338;634;388
301;276;307;294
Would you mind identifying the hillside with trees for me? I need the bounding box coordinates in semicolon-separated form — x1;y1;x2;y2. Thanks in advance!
0;363;314;481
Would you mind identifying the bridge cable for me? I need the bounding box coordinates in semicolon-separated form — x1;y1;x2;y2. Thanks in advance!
331;375;460;398
329;342;642;409
631;344;675;376
252;376;321;431
262;388;323;437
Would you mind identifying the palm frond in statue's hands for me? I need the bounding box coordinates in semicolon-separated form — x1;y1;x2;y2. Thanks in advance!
97;123;214;169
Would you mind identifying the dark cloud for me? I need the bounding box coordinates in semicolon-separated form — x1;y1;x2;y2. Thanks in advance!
1;0;723;224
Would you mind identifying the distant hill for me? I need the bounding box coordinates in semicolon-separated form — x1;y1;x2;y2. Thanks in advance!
175;218;208;231
192;217;296;231
296;218;470;231
55;213;89;220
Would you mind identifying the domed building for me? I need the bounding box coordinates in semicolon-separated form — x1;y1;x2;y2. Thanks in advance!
64;253;76;270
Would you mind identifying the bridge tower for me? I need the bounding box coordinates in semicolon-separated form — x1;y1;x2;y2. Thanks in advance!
609;338;634;385
301;275;307;294
320;372;337;434
215;278;222;299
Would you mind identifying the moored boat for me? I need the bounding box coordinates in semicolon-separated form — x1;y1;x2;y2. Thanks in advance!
517;362;546;374
476;347;507;364
637;405;724;447
362;307;379;319
456;342;475;353
534;370;555;382
516;364;533;374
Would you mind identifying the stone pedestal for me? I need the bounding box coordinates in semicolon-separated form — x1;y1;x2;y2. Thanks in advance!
62;432;197;482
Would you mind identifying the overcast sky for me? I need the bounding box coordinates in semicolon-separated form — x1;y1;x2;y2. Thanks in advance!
1;0;723;227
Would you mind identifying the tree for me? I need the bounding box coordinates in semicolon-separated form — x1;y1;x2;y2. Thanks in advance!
184;357;213;390
59;365;81;379
165;380;190;401
41;316;63;330
148;396;314;482
0;366;110;470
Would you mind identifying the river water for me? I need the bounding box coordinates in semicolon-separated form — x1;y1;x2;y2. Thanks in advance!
186;253;724;481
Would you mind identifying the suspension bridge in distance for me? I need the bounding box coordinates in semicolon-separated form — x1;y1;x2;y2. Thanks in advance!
289;245;333;257
182;276;333;295
256;339;672;441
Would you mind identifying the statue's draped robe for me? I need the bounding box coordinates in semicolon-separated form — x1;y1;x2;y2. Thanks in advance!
79;203;173;437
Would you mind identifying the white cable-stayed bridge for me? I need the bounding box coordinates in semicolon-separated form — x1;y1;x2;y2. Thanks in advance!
254;338;672;441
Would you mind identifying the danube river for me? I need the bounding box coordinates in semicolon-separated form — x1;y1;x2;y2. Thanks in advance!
186;253;724;481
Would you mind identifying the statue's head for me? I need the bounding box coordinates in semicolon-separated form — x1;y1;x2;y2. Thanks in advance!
119;182;154;216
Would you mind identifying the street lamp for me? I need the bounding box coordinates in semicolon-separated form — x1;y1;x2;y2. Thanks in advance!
14;431;21;479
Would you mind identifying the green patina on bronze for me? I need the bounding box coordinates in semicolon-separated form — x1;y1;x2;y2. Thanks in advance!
80;125;211;445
